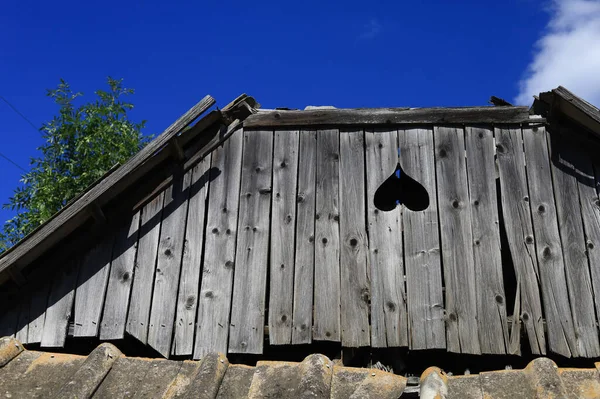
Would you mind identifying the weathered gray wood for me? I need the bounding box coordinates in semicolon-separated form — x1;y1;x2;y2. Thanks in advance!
495;126;545;355
148;171;193;357
14;297;29;343
74;235;115;337
100;211;141;340
194;129;243;359
546;128;600;357
127;191;165;344
228;129;273;354
523;125;579;357
244;106;537;128
313;129;341;341
574;139;600;351
41;259;80;347
365;128;408;348
172;155;211;355
399;127;445;350
292;130;317;344
27;281;51;343
465;126;508;354
338;129;370;347
434;126;480;354
0;96;215;278
268;129;299;345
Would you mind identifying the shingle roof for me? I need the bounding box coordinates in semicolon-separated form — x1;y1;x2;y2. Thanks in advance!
2;337;600;398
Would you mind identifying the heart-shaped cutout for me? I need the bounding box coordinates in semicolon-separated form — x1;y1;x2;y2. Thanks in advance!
374;163;429;212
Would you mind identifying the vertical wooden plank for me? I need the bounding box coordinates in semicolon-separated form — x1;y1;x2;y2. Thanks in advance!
465;126;508;354
399;127;445;350
27;281;51;343
194;129;243;358
73;234;115;337
546;128;600;357
148;170;192;357
0;292;19;338
434;126;480;354
522;125;578;357
127;191;164;344
100;211;141;340
228;129;273;354
338;129;370;347
495;126;545;355
365;129;407;348
41;259;80;347
268;129;299;345
313;129;341;342
172;155;211;355
292;130;317;344
15;296;30;343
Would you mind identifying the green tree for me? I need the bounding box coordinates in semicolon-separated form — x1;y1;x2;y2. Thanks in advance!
0;77;150;252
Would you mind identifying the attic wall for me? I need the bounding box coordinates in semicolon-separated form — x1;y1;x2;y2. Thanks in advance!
2;121;600;361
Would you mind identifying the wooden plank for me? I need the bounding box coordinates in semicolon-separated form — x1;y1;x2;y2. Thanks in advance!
194;129;243;358
338;129;370;347
399;128;445;350
73;234;115;337
522;125;579;357
434;126;480;354
27;281;51;343
292;130;317;344
148;170;193;357
495;126;545;355
41;259;80;347
0;292;19;338
268;129;299;345
126;191;165;344
465;126;508;354
172;155;211;355
365;128;408;348
100;211;141;340
244;106;538;128
228;129;274;354
313;129;341;341
15;296;30;343
546;128;600;357
0;96;214;277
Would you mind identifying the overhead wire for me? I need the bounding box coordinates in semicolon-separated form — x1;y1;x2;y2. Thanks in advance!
0;94;37;173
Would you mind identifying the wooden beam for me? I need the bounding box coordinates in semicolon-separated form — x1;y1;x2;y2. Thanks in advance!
244;106;540;128
0;95;215;277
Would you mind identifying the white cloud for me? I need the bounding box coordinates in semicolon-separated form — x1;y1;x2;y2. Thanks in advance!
359;18;382;40
515;0;600;106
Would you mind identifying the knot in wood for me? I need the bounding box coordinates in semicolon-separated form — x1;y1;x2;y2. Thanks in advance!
587;241;595;250
285;214;292;224
164;249;172;257
522;312;530;321
386;301;396;312
495;295;504;304
350;238;358;247
185;295;196;309
225;260;234;269
448;313;457;322
332;153;339;161
525;236;534;244
361;288;370;303
523;196;529;202
322;237;328;244
495;144;506;154
280;160;287;168
473;200;480;206
333;214;339;222
255;166;261;173
212;228;219;234
542;246;552;260
280;314;287;322
474;239;480;246
538;204;546;213
378;142;383;149
452;200;460;209
438;148;447;158
226;229;232;235
308;235;315;243
325;331;332;338
297;194;304;203
121;272;130;282
478;132;484;138
222;207;228;213
205;291;214;298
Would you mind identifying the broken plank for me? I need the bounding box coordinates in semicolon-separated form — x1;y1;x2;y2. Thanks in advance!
434;126;480;354
41;259;80;347
172;155;211;356
148;170;193;357
127;191;165;344
194;129;243;358
269;129;299;345
74;234;115;337
27;281;51;343
365;128;407;348
339;129;370;347
399;127;445;350
313;129;341;342
228;129;274;354
546;128;599;357
495;126;545;355
465;126;508;354
292;130;317;344
100;211;141;340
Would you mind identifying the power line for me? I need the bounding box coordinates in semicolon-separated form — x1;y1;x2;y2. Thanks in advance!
0;152;27;172
0;95;39;133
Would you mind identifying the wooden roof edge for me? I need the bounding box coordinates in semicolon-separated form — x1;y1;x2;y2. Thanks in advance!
243;106;543;128
0;93;258;285
536;86;600;138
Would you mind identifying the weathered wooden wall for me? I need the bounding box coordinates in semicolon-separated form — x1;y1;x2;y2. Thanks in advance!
3;122;600;359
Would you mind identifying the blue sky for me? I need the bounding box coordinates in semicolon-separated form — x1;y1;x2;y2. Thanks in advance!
1;0;599;226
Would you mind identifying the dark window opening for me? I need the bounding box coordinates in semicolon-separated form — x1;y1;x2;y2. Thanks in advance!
374;163;429;212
